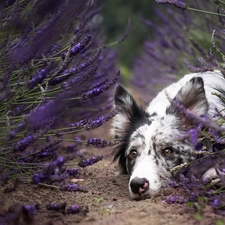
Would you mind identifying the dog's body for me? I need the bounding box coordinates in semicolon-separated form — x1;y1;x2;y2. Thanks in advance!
113;71;225;199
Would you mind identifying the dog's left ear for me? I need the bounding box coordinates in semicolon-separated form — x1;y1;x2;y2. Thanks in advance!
167;77;209;118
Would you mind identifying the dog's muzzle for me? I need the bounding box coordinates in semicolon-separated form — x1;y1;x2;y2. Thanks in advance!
130;177;149;194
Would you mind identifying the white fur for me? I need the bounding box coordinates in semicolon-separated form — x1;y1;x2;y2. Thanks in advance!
147;70;224;117
128;123;171;199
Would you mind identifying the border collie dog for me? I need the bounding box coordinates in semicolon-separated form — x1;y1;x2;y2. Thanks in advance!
113;71;225;200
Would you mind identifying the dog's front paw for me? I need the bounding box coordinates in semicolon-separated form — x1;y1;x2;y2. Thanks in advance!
202;167;218;181
202;167;222;185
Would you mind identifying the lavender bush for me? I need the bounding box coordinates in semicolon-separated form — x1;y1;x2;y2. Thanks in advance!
0;0;120;188
133;0;225;103
133;0;225;215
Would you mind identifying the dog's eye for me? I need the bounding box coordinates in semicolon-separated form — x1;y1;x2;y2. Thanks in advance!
129;150;138;159
162;147;173;156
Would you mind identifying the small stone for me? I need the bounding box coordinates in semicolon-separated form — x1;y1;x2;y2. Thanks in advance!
71;178;84;183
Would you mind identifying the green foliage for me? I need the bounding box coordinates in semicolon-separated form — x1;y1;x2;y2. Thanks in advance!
216;219;225;225
101;0;157;69
95;197;104;204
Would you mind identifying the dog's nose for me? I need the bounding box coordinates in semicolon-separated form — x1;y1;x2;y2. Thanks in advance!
130;177;149;194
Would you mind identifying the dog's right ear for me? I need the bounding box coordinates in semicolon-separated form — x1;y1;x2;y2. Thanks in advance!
113;85;140;137
114;84;137;117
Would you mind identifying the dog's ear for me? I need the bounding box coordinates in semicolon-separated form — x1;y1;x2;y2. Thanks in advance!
167;77;209;120
113;85;141;136
114;84;137;116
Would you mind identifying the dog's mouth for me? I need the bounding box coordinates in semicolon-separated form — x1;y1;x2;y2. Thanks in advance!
129;187;155;201
130;186;172;201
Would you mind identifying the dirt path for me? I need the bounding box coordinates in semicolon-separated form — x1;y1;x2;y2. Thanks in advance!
1;121;225;225
1;156;224;225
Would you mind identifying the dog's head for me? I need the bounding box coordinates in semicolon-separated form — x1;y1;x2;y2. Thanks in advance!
113;77;209;199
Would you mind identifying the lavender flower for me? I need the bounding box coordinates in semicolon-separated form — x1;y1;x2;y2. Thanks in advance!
27;67;50;89
189;128;198;146
133;1;225;103
156;0;186;10
32;156;67;184
0;0;119;186
0;203;38;225
86;138;117;147
32;173;49;184
70;35;92;55
50;49;101;85
23;205;37;220
78;155;103;168
13;135;36;152
167;196;175;204
81;70;120;100
188;192;199;202
168;180;179;188
117;19;131;43
212;199;220;207
67;168;80;177
68;119;89;131
66;205;80;214
166;195;187;204
85;109;118;130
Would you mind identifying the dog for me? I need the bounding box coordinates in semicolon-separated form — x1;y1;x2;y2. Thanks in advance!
113;70;225;200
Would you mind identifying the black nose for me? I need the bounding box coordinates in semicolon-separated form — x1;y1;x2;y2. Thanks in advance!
130;177;149;194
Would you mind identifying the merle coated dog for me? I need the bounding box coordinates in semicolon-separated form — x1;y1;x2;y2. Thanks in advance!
113;71;225;199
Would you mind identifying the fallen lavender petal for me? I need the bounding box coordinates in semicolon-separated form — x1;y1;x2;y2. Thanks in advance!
66;205;80;214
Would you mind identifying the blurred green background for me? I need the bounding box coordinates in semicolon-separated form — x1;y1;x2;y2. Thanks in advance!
100;0;157;76
99;0;223;84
